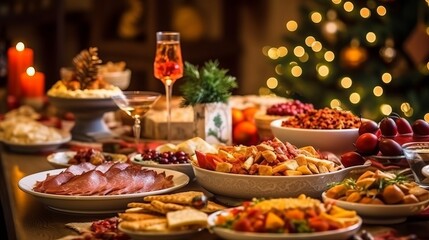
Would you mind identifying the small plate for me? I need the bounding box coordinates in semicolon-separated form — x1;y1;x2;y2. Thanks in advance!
18;167;189;214
322;192;429;224
130;153;194;179
118;225;203;240
3;130;71;153
208;208;362;240
47;151;128;168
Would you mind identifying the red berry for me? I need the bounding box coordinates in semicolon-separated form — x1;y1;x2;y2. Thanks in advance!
412;119;429;136
355;133;379;156
340;151;366;167
395;117;413;135
379;117;398;137
358;120;379;135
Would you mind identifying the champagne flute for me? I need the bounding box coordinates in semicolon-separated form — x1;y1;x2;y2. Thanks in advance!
112;91;161;152
153;32;183;142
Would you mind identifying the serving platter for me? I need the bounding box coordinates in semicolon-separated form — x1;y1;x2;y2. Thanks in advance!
47;151;128;168
322;192;429;224
207;208;362;240
118;225;203;240
18;167;189;214
2;130;71;153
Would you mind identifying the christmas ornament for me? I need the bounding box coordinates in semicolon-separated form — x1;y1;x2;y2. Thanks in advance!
403;22;429;66
379;38;397;63
321;10;345;44
340;39;368;68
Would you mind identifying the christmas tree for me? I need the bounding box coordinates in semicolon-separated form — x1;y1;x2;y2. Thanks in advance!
265;0;429;121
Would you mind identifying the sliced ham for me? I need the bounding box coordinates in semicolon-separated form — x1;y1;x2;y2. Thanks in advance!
46;170;108;195
65;162;96;175
33;171;75;192
33;162;175;196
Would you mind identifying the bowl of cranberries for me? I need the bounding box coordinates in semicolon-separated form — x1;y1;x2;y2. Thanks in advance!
270;108;363;154
130;149;195;179
254;100;314;140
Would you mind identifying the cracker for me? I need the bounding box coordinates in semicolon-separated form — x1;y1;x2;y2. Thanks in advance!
127;202;162;214
119;218;167;231
166;209;208;230
143;191;204;205
118;212;163;221
200;201;226;213
150;200;188;214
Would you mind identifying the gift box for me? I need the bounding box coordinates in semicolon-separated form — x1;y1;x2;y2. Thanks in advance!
143;107;194;140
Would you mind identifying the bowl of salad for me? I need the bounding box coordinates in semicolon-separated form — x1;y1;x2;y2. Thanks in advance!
208;195;362;240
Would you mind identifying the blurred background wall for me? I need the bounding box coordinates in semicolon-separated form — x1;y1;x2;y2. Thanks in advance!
0;0;296;95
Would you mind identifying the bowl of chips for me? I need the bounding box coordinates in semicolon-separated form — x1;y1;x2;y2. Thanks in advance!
192;138;370;200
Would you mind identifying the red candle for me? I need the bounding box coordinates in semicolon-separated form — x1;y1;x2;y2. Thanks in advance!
20;67;45;98
7;42;34;98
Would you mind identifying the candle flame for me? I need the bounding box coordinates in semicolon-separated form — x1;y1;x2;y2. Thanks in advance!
16;42;25;51
26;67;35;76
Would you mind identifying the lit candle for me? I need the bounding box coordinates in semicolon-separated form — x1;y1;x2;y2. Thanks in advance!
20;67;45;98
7;42;34;98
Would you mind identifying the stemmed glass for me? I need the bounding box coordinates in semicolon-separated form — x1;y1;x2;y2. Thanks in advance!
153;32;184;142
112;91;161;152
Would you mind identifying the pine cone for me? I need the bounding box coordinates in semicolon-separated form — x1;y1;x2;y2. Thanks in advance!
71;47;102;90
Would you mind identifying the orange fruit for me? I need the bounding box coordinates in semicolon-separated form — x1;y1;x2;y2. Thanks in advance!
242;107;258;123
232;108;245;126
233;121;259;146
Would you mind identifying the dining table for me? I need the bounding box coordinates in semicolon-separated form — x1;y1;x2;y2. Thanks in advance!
1;142;429;240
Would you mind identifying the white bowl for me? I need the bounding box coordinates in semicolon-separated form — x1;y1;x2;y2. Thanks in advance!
207;207;362;240
322;192;429;224
192;164;369;200
270;118;360;154
102;69;131;90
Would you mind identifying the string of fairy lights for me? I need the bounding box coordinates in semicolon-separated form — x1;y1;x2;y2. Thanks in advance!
261;0;429;121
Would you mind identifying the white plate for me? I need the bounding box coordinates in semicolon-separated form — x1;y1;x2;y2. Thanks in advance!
3;130;71;153
322;192;429;224
207;208;362;240
118;225;203;240
130;154;195;179
18;167;190;214
47;151;128;168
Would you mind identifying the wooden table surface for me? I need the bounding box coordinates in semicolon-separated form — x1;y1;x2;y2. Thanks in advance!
1;143;429;240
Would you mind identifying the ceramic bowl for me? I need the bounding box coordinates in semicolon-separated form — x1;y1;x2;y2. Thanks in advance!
208;207;362;240
192;164;369;200
270;118;360;154
102;69;131;90
322;192;429;224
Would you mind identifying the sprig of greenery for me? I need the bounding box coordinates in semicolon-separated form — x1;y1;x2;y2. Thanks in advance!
180;60;237;106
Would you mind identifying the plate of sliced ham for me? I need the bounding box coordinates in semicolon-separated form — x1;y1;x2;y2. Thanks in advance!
18;162;190;214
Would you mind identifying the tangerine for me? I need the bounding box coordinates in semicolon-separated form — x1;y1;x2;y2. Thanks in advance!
242;107;258;123
232;108;245;126
233;121;259;146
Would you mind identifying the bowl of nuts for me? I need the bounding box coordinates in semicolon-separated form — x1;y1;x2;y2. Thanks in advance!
270;108;363;155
